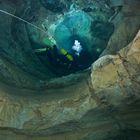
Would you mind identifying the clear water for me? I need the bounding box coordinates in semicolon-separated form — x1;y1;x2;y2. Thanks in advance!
0;0;114;77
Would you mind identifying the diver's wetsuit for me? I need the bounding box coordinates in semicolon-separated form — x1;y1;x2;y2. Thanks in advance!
37;45;73;69
35;44;85;72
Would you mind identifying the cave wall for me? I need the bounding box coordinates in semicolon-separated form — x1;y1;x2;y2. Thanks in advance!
0;0;140;140
101;0;140;56
0;30;140;140
0;0;56;82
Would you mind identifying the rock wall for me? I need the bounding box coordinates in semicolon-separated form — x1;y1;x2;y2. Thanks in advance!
0;30;140;139
0;0;140;140
101;0;140;56
0;0;56;82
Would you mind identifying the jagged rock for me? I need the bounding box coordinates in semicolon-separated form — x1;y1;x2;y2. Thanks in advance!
0;1;55;81
0;29;140;139
40;0;66;13
0;0;140;140
101;0;140;56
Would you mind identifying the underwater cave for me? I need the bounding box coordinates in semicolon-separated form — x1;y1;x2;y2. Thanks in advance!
6;0;115;79
0;0;140;140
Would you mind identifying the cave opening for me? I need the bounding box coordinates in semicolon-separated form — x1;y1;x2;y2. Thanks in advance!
34;35;94;76
0;0;115;82
1;1;140;139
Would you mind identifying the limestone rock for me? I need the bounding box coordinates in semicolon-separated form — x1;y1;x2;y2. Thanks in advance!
0;0;56;81
101;0;140;56
0;29;140;139
0;1;140;140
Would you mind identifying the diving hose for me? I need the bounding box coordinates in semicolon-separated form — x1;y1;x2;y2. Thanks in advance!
0;9;57;48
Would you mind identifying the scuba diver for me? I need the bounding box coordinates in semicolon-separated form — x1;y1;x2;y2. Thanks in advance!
34;36;80;71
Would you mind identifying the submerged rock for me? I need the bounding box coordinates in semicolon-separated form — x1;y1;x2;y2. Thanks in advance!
101;0;140;56
0;29;140;139
49;10;92;52
0;0;140;140
40;0;66;13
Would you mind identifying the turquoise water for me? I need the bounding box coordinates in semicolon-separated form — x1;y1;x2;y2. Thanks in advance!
0;0;114;77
